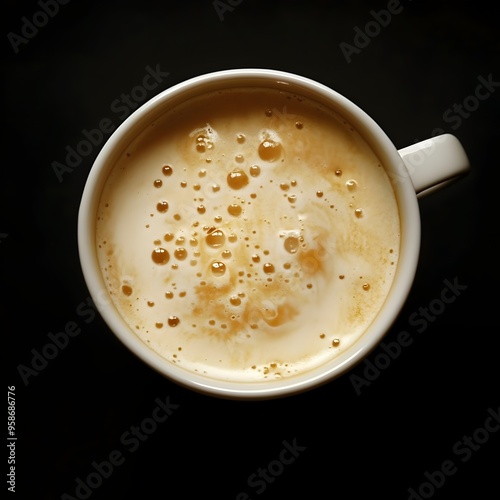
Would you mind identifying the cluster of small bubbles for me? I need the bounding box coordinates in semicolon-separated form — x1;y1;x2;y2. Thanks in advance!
162;165;173;176
195;133;213;153
249;165;261;177
227;203;242;217
262;361;284;378
227;169;249;190
152;248;170;265
154;179;163;188
354;208;363;218
156;201;169;213
258;139;283;162
346;179;357;191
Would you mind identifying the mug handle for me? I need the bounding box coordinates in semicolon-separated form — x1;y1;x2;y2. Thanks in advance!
398;134;470;197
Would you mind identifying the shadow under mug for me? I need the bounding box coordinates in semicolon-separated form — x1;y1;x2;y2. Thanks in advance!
78;69;470;399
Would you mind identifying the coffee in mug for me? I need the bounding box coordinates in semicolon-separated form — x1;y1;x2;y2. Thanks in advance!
95;87;400;382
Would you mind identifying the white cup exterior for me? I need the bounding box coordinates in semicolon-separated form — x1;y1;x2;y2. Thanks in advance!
78;69;428;399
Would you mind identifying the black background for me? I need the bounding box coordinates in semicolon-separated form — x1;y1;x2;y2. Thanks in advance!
3;1;499;499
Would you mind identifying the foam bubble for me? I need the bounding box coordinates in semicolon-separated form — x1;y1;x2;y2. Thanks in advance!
152;248;170;265
227;169;249;190
206;228;225;248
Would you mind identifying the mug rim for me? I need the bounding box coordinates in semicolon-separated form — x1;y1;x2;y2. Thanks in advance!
78;68;420;399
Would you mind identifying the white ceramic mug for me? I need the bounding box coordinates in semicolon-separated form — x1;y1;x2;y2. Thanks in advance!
78;69;470;399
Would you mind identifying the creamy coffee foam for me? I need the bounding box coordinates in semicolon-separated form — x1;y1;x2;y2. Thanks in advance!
96;87;400;382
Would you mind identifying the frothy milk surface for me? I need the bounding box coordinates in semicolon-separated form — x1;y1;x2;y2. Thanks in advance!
96;88;400;382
